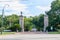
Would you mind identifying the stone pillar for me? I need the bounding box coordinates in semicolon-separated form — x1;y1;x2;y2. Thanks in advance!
19;12;24;32
44;15;48;32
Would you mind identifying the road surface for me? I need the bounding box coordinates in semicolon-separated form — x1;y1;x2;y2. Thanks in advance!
0;33;60;40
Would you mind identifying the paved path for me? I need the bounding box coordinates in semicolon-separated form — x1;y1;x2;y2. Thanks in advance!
0;33;60;40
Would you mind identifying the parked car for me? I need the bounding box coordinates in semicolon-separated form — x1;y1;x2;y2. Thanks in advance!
31;28;37;32
4;30;11;32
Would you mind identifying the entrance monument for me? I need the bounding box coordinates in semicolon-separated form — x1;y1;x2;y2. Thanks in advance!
19;12;24;32
44;15;48;32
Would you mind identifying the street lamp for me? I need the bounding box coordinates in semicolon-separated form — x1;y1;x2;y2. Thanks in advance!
2;4;9;27
1;4;9;34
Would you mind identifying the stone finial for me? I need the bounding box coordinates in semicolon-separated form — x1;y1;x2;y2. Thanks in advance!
21;11;22;15
20;11;23;17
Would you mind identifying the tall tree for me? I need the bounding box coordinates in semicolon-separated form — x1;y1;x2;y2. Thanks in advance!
46;0;60;31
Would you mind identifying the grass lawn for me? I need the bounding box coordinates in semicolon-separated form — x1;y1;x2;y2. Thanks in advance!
48;32;60;34
0;32;16;35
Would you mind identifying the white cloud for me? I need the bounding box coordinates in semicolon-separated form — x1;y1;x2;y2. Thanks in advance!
36;5;51;11
0;0;51;17
23;12;34;17
0;0;17;2
0;0;31;17
0;0;27;11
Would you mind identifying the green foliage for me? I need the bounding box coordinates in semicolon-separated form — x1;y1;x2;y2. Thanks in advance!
0;14;45;32
1;0;60;32
0;27;5;34
32;14;44;31
0;27;5;32
24;17;33;31
46;0;60;31
9;24;21;32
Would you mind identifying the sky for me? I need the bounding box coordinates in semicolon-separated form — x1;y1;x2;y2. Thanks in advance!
0;0;54;17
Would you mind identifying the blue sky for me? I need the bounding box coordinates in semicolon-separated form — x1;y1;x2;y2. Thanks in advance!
0;0;54;17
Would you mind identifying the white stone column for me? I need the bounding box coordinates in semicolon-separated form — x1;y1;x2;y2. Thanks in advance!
19;12;24;32
44;15;48;32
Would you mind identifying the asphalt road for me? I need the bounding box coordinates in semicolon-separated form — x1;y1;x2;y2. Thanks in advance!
0;33;60;40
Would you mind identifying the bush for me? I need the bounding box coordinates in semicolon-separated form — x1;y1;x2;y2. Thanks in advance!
0;27;5;32
9;24;21;32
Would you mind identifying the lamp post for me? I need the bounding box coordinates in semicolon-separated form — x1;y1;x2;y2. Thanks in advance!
1;4;9;34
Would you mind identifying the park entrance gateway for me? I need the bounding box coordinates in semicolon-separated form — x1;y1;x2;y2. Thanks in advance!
19;13;48;32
